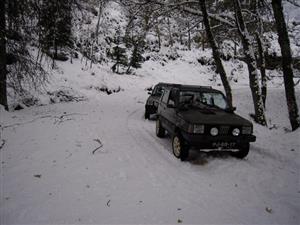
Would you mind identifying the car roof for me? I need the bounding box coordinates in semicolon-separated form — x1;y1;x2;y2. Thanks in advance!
162;84;218;92
155;82;180;87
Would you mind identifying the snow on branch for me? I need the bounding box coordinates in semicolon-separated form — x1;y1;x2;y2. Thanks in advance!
287;0;300;7
182;6;235;27
123;0;235;28
208;13;236;27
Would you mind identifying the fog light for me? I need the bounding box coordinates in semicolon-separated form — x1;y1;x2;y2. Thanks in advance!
242;126;252;134
232;128;240;136
210;127;218;136
193;125;205;134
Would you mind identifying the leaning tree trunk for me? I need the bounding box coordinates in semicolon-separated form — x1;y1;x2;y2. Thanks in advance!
272;0;299;131
0;0;8;110
233;0;267;126
199;0;233;108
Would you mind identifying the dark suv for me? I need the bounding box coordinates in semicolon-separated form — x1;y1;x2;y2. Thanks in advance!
145;83;176;119
156;85;256;160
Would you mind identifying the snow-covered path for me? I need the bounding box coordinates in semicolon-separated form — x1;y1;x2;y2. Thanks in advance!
1;88;299;224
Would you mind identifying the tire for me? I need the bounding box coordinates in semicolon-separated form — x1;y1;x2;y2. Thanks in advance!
145;110;150;119
231;143;250;159
156;118;165;138
172;133;189;161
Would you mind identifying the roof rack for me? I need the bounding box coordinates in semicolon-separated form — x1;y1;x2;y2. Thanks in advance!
158;83;212;89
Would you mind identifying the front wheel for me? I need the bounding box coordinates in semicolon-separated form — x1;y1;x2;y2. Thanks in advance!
156;118;165;138
172;133;189;161
144;110;150;119
231;143;250;159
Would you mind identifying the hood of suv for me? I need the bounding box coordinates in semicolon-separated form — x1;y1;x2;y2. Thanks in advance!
178;108;252;126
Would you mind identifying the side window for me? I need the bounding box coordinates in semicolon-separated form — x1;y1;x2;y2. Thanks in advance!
161;89;170;104
167;89;177;106
152;86;163;96
152;86;158;95
156;86;163;96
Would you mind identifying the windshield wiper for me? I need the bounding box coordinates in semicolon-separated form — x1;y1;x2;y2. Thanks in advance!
199;102;223;110
178;102;193;110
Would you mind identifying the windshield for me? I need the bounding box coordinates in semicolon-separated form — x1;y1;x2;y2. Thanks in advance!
152;86;163;96
179;90;228;110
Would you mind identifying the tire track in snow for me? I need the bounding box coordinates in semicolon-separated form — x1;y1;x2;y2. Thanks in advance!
125;108;176;188
126;108;180;166
125;108;212;192
124;108;260;220
125;108;234;215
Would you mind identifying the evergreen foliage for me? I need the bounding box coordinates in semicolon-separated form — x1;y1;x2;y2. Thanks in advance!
38;0;73;59
110;31;128;74
127;39;145;73
130;44;144;69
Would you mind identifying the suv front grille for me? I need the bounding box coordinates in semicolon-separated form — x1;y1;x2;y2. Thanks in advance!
219;126;230;135
205;125;243;136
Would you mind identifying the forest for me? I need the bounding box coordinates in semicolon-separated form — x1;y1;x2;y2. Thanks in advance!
1;0;299;130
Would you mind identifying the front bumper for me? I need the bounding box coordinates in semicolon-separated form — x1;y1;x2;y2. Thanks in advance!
181;131;256;149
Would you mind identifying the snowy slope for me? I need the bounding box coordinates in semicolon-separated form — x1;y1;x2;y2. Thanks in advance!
1;49;300;224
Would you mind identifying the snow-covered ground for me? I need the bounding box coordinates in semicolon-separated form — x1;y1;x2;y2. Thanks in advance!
1;51;300;224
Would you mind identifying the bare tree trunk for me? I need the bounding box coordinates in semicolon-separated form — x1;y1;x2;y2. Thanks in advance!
256;33;267;107
255;0;267;108
95;0;106;44
187;21;191;50
200;23;205;51
90;0;107;69
272;0;299;131
155;23;161;50
233;0;267;126
199;0;233;108
167;17;173;47
234;41;237;57
0;0;8;110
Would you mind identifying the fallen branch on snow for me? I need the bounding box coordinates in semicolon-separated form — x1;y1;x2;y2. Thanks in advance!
0;140;6;150
92;139;103;154
53;112;87;125
2;115;52;129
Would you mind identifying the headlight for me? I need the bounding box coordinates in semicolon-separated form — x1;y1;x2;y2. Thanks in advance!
210;127;218;136
242;126;252;134
188;124;205;134
232;128;240;136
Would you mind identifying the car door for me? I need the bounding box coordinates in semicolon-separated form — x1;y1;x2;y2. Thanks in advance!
158;89;170;129
164;88;179;135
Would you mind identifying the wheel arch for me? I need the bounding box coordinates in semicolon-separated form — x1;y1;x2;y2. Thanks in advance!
174;126;181;135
